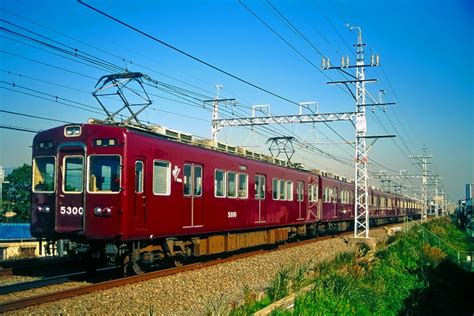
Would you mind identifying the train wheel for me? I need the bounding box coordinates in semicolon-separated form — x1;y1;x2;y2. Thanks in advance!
173;255;185;267
122;255;144;275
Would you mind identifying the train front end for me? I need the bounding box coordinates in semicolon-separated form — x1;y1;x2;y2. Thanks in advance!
30;124;126;244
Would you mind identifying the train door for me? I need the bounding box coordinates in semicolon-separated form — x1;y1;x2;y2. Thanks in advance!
134;159;146;229
255;174;266;223
56;145;85;233
333;186;339;217
183;163;203;228
297;181;305;220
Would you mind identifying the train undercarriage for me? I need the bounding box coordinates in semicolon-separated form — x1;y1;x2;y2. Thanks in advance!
45;215;412;275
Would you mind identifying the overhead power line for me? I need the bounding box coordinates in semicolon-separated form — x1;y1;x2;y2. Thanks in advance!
0;109;72;124
0;124;40;133
77;0;302;106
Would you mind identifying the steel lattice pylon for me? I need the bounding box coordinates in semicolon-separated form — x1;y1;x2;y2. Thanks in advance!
353;27;369;238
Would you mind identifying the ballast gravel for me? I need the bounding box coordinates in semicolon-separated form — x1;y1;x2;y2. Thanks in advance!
8;225;404;315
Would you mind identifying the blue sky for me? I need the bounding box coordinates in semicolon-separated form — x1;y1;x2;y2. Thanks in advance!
0;0;473;200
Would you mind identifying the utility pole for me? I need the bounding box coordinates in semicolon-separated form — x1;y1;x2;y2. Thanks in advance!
323;25;394;239
203;84;235;142
411;147;432;220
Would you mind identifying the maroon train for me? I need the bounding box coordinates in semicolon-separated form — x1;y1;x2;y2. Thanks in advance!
30;122;421;273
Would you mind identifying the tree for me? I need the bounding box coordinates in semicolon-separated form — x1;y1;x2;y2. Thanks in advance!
1;164;32;223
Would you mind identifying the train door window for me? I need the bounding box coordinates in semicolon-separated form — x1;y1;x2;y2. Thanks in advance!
64;156;83;193
340;190;345;203
33;156;55;193
308;184;317;202
214;169;226;198
323;187;328;202
297;181;304;201
255;175;265;200
183;164;192;196
135;161;144;193
194;165;202;197
272;178;279;200
286;181;293;201
280;180;286;200
153;160;171;196
227;171;237;198
238;173;248;198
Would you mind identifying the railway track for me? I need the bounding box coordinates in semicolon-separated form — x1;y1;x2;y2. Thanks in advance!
0;269;13;278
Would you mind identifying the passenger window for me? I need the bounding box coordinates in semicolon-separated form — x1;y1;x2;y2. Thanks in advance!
227;171;237;198
280;180;286;200
153;160;170;195
238;173;248;198
272;178;279;200
215;169;226;197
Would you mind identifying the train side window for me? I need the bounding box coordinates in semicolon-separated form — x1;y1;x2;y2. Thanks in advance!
286;181;293;201
135;161;144;193
183;164;192;196
308;184;316;202
64;156;83;193
280;180;286;200
33;156;55;193
227;171;237;198
214;169;226;198
297;181;304;202
238;173;248;198
153;160;171;196
255;174;265;200
272;178;280;200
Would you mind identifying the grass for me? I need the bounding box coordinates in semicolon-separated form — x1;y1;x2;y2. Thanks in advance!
226;217;473;315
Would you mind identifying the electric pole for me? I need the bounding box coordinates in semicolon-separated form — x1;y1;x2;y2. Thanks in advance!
411;147;432;220
203;84;235;142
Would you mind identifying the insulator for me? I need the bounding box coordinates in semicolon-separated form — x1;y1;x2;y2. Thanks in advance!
376;54;380;66
327;57;330;68
341;56;345;67
346;56;350;67
371;54;375;66
321;57;325;69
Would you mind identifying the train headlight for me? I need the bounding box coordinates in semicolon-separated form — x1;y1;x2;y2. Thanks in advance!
36;205;51;213
93;207;102;216
102;207;112;217
43;206;51;213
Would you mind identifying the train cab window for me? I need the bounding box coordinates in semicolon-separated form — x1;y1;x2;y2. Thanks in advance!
297;181;304;202
214;169;226;198
227;171;237;198
134;161;144;193
255;174;265;200
64;156;83;193
89;155;121;193
238;173;248;198
33;156;55;192
152;160;171;195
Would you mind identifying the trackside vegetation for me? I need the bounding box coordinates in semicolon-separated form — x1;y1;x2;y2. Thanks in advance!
227;218;473;315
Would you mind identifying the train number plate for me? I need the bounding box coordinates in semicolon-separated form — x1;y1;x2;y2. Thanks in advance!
60;206;84;216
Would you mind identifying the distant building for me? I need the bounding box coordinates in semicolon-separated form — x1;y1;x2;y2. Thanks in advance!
0;223;42;260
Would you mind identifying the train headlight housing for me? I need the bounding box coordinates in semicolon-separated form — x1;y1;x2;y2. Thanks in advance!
93;207;102;216
64;125;81;137
36;205;51;213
